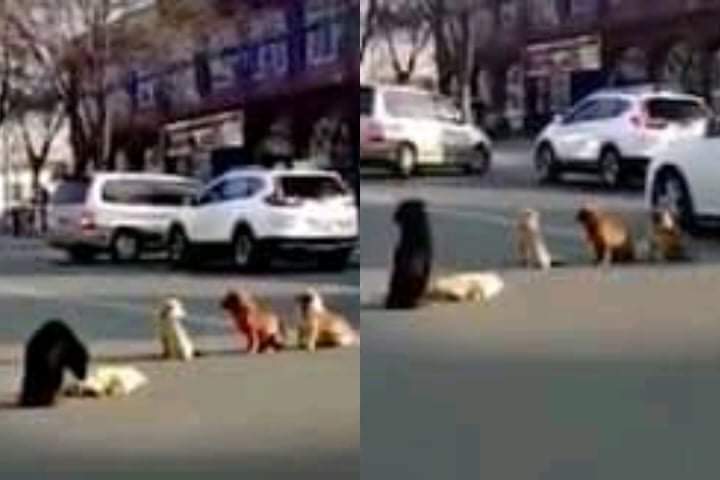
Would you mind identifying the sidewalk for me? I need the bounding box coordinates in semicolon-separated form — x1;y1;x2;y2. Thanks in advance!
0;234;47;252
0;347;360;478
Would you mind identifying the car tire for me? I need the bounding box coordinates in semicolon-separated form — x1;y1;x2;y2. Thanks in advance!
463;145;491;177
652;171;697;232
535;144;560;183
599;147;623;189
67;247;95;264
395;143;417;179
318;248;353;272
168;228;192;269
232;227;266;271
111;230;141;263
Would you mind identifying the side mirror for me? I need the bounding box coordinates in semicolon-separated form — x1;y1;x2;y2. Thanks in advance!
706;117;720;138
553;113;565;124
184;195;199;206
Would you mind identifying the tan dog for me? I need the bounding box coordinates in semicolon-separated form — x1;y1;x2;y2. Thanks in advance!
577;205;635;266
221;290;285;354
426;272;505;303
648;209;687;262
296;289;359;351
516;208;552;270
156;298;195;361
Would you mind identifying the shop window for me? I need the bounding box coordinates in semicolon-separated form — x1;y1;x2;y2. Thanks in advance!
569;0;599;18
659;42;704;95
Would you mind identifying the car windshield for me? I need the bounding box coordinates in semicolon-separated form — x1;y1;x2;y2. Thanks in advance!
51;181;89;205
383;90;437;120
645;98;707;122
360;87;374;116
278;176;348;199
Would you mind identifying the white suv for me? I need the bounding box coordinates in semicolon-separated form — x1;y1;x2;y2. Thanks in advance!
166;168;358;271
646;117;720;230
534;87;709;188
360;84;492;178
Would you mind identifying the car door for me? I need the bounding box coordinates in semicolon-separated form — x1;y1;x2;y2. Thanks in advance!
189;176;262;243
552;99;603;162
187;179;228;243
683;135;720;216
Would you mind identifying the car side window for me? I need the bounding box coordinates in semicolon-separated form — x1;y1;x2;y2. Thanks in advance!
564;100;601;124
197;182;225;206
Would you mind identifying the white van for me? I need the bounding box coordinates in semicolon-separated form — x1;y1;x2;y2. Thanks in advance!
360;84;493;178
47;173;200;262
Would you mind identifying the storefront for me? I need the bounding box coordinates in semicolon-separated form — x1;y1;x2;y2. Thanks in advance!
110;0;358;185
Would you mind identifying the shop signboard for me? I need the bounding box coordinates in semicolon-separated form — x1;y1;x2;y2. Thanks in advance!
525;35;602;78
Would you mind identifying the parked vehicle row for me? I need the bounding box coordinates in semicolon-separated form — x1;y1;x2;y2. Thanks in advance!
47;168;358;271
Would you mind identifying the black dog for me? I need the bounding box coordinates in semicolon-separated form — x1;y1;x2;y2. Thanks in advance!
385;199;433;309
19;320;89;408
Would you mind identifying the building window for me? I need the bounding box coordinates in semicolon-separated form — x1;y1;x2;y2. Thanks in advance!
529;0;560;28
612;47;649;86
499;0;520;30
505;64;525;131
569;0;599;18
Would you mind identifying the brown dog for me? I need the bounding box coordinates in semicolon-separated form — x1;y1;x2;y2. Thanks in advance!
577;205;635;266
221;290;285;354
296;289;359;351
648;209;687;262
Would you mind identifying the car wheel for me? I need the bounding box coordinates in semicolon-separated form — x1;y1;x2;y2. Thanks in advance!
599;148;623;189
232;228;266;271
318;248;353;272
168;228;191;269
463;145;491;177
395;144;417;179
111;230;141;263
652;171;696;231
535;144;560;183
67;247;95;264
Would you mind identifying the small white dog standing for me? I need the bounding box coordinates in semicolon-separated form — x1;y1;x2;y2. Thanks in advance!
156;297;195;361
516;208;552;270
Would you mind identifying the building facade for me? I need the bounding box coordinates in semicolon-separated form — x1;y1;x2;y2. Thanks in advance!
106;0;358;183
475;0;720;132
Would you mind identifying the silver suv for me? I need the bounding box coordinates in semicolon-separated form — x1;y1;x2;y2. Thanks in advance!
47;173;200;262
361;84;493;178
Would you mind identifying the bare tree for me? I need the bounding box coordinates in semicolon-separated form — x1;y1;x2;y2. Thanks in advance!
375;0;432;85
18;101;65;200
360;0;377;63
422;0;491;119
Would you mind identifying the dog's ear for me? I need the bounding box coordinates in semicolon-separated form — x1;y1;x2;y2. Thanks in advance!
221;291;237;310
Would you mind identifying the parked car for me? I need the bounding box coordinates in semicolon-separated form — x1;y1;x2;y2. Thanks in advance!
534;86;709;188
360;83;493;178
646;116;720;230
166;168;358;271
47;173;200;262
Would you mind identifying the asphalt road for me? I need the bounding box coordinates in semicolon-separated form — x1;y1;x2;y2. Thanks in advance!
0;245;359;478
361;142;720;479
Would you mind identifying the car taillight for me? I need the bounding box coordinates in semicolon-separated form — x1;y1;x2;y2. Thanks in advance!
366;121;385;142
264;191;302;207
79;210;96;231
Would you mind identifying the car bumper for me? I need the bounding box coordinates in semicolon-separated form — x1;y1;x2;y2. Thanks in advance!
263;237;357;252
46;228;111;251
